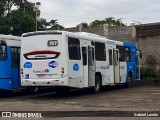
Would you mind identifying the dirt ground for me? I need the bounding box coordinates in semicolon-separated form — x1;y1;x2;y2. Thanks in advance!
0;84;159;119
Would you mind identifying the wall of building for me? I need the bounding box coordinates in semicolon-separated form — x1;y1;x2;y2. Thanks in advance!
136;23;160;71
65;26;104;36
107;26;135;43
66;23;160;71
139;36;160;70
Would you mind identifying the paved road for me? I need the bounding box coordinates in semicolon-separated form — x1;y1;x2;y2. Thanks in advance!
0;84;159;119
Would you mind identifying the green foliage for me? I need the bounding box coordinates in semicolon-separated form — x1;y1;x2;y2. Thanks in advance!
0;0;63;36
76;22;89;28
140;66;160;85
10;10;35;35
140;66;157;79
49;19;64;30
156;70;160;80
0;0;6;16
90;17;125;27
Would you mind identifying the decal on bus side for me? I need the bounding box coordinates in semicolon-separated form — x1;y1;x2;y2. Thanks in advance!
33;69;50;73
48;61;58;68
73;64;79;71
25;74;29;79
24;62;32;68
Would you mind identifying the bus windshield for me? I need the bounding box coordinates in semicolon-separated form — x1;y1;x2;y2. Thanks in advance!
0;41;7;61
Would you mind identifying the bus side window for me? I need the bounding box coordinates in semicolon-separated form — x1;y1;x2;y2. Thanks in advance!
18;48;20;66
116;46;125;62
132;52;135;62
68;37;81;60
0;46;2;60
109;49;113;65
95;42;106;61
125;47;130;62
88;47;94;66
0;46;7;60
82;47;87;65
12;47;20;67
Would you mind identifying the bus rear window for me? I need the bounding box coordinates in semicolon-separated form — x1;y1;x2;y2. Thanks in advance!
23;50;60;60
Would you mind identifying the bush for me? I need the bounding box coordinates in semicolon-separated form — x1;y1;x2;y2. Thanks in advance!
140;66;157;79
156;70;160;80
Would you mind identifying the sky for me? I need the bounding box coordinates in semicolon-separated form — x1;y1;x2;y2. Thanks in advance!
29;0;160;28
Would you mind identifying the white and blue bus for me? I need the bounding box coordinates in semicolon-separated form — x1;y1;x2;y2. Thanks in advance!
0;34;21;91
21;31;141;93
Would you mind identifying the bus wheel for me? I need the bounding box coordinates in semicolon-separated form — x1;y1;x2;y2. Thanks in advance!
125;74;132;87
92;75;101;94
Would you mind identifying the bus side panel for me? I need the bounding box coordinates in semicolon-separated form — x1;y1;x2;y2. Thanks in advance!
96;61;109;85
11;67;20;89
126;62;133;83
0;47;12;90
0;79;11;90
119;62;127;83
0;47;11;78
11;47;21;89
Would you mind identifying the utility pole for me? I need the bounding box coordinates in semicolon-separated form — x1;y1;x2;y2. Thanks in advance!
35;2;41;31
79;23;82;32
7;0;10;16
7;0;10;34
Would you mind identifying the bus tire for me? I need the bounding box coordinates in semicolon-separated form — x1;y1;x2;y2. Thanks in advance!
92;75;101;94
125;74;132;88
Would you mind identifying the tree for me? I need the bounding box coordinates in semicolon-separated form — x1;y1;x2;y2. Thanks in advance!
0;0;64;36
76;22;89;28
38;18;49;31
0;0;6;16
0;16;10;33
90;17;125;27
10;10;35;35
0;0;36;35
48;19;64;30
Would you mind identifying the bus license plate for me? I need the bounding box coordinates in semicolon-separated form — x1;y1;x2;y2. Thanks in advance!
37;74;46;78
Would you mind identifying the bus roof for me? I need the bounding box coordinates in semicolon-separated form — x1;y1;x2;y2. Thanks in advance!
0;34;21;41
124;42;136;48
22;30;135;47
0;34;21;47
